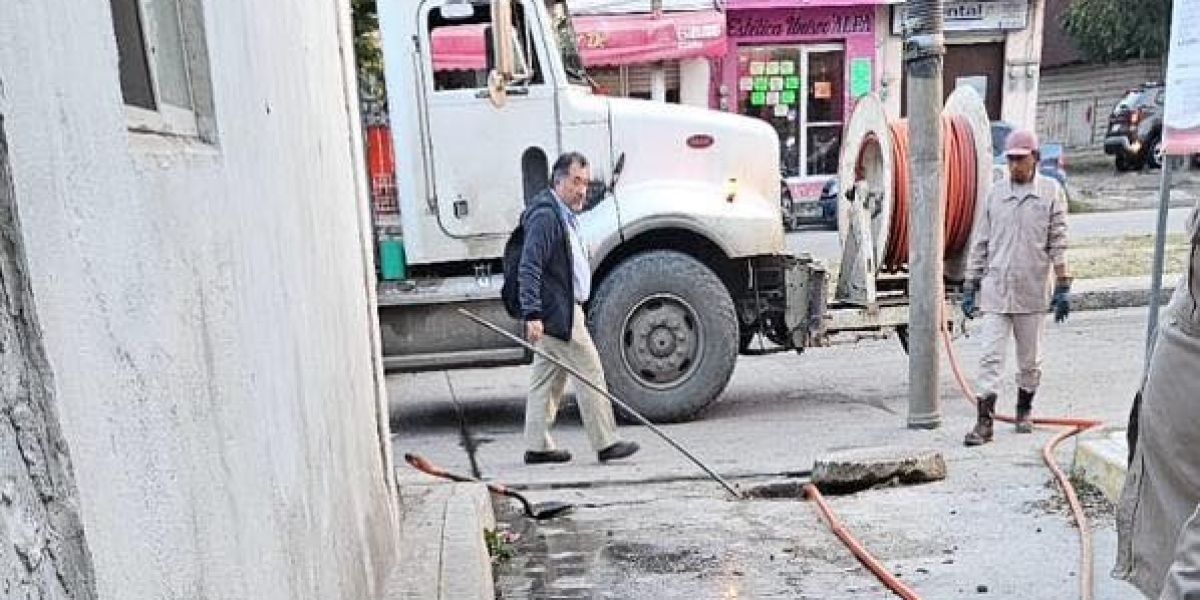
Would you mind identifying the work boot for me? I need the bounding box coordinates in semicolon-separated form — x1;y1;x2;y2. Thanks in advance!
1015;389;1035;434
964;393;997;446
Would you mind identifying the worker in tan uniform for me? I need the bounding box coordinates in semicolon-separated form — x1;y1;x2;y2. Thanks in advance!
960;129;1071;446
1114;203;1200;598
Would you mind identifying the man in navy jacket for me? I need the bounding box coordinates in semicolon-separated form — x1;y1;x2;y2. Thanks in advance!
518;152;639;464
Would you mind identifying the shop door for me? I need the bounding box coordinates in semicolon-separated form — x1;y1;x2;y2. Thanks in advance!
902;42;1004;120
736;44;845;179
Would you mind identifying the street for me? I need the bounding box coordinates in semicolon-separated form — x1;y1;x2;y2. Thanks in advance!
390;306;1150;599
788;206;1195;265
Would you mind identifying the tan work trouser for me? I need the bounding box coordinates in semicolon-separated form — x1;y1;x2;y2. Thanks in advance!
525;305;619;453
974;312;1047;397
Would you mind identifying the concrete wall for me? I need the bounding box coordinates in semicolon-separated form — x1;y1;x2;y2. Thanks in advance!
680;58;711;107
999;0;1046;129
0;1;397;599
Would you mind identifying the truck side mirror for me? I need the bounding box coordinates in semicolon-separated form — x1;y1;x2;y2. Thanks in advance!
485;0;531;108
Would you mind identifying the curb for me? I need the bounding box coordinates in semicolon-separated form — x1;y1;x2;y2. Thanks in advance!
1070;276;1178;312
386;482;496;600
1072;429;1128;505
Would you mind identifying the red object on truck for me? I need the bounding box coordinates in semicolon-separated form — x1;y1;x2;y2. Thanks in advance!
365;124;398;215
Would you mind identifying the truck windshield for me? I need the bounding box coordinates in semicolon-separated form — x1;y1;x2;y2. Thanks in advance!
548;1;589;86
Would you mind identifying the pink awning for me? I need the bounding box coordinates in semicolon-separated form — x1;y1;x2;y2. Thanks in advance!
429;10;727;72
726;0;900;7
573;11;727;67
431;24;490;72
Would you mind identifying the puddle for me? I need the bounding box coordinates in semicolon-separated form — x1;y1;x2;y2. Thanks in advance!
493;507;733;598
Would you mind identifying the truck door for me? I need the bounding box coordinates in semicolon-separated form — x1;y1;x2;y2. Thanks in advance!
420;0;559;238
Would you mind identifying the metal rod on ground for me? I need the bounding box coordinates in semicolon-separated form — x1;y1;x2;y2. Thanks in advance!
457;308;743;499
903;0;945;429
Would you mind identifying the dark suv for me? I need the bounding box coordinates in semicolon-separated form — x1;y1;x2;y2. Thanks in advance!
1104;83;1166;171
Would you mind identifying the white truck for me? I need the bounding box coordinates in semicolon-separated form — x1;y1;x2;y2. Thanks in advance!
376;0;908;422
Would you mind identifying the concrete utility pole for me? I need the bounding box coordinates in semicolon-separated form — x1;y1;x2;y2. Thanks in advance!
903;0;945;429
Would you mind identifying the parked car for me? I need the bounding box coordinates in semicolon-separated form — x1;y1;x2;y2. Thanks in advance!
990;121;1069;189
782;178;838;231
1104;83;1165;171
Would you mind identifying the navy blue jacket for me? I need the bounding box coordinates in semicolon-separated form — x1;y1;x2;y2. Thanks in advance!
518;190;576;341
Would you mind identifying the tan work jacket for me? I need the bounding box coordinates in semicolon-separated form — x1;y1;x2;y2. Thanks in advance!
965;175;1069;314
1115;205;1200;599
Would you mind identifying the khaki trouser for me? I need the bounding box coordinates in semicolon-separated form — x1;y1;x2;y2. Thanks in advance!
525;305;619;452
974;312;1047;397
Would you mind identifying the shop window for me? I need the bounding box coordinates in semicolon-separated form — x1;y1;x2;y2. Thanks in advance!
587;64;680;103
737;44;844;178
427;3;544;92
109;0;212;138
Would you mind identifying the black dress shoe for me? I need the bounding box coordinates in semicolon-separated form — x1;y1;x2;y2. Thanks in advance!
597;441;640;462
524;449;572;464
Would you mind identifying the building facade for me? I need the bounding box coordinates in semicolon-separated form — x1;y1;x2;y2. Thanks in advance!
570;0;726;107
719;0;890;200
879;0;1047;129
0;1;398;598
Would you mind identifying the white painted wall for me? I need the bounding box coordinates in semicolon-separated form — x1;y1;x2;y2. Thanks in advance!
0;1;397;599
999;0;1046;130
680;57;711;107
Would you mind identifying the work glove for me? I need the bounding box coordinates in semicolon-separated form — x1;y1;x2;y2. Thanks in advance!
961;280;979;320
1051;277;1072;323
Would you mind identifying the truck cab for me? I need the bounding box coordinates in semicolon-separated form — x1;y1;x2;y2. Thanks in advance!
377;0;822;422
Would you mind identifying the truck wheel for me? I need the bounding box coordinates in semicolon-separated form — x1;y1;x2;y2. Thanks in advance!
588;251;738;423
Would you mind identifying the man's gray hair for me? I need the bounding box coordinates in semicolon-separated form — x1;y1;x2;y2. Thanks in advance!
551;152;589;186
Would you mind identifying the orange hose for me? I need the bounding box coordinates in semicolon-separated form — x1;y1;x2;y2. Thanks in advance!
886;120;910;271
941;324;1100;600
882;116;977;272
804;483;924;600
831;113;1095;600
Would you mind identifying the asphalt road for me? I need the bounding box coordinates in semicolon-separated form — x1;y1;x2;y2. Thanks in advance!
788;206;1194;265
389;306;1152;599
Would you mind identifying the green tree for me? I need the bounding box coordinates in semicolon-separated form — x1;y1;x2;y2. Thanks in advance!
1061;0;1172;63
351;0;386;119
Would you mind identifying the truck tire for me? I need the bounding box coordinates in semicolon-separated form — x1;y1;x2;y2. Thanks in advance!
588;251;738;423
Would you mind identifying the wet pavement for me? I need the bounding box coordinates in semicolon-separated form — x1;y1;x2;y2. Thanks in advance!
390;307;1153;599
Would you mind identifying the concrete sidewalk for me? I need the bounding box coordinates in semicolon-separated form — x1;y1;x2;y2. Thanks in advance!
385;479;497;600
1074;429;1130;504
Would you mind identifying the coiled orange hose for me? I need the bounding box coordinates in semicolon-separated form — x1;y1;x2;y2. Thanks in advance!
812;116;1099;600
883;116;978;272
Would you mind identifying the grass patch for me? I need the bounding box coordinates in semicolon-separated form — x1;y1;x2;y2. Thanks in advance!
1069;233;1190;280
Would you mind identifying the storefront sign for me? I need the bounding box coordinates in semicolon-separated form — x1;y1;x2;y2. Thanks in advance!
728;11;872;39
891;1;1028;35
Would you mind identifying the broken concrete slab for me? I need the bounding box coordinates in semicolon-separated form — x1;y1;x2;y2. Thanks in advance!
812;447;946;494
